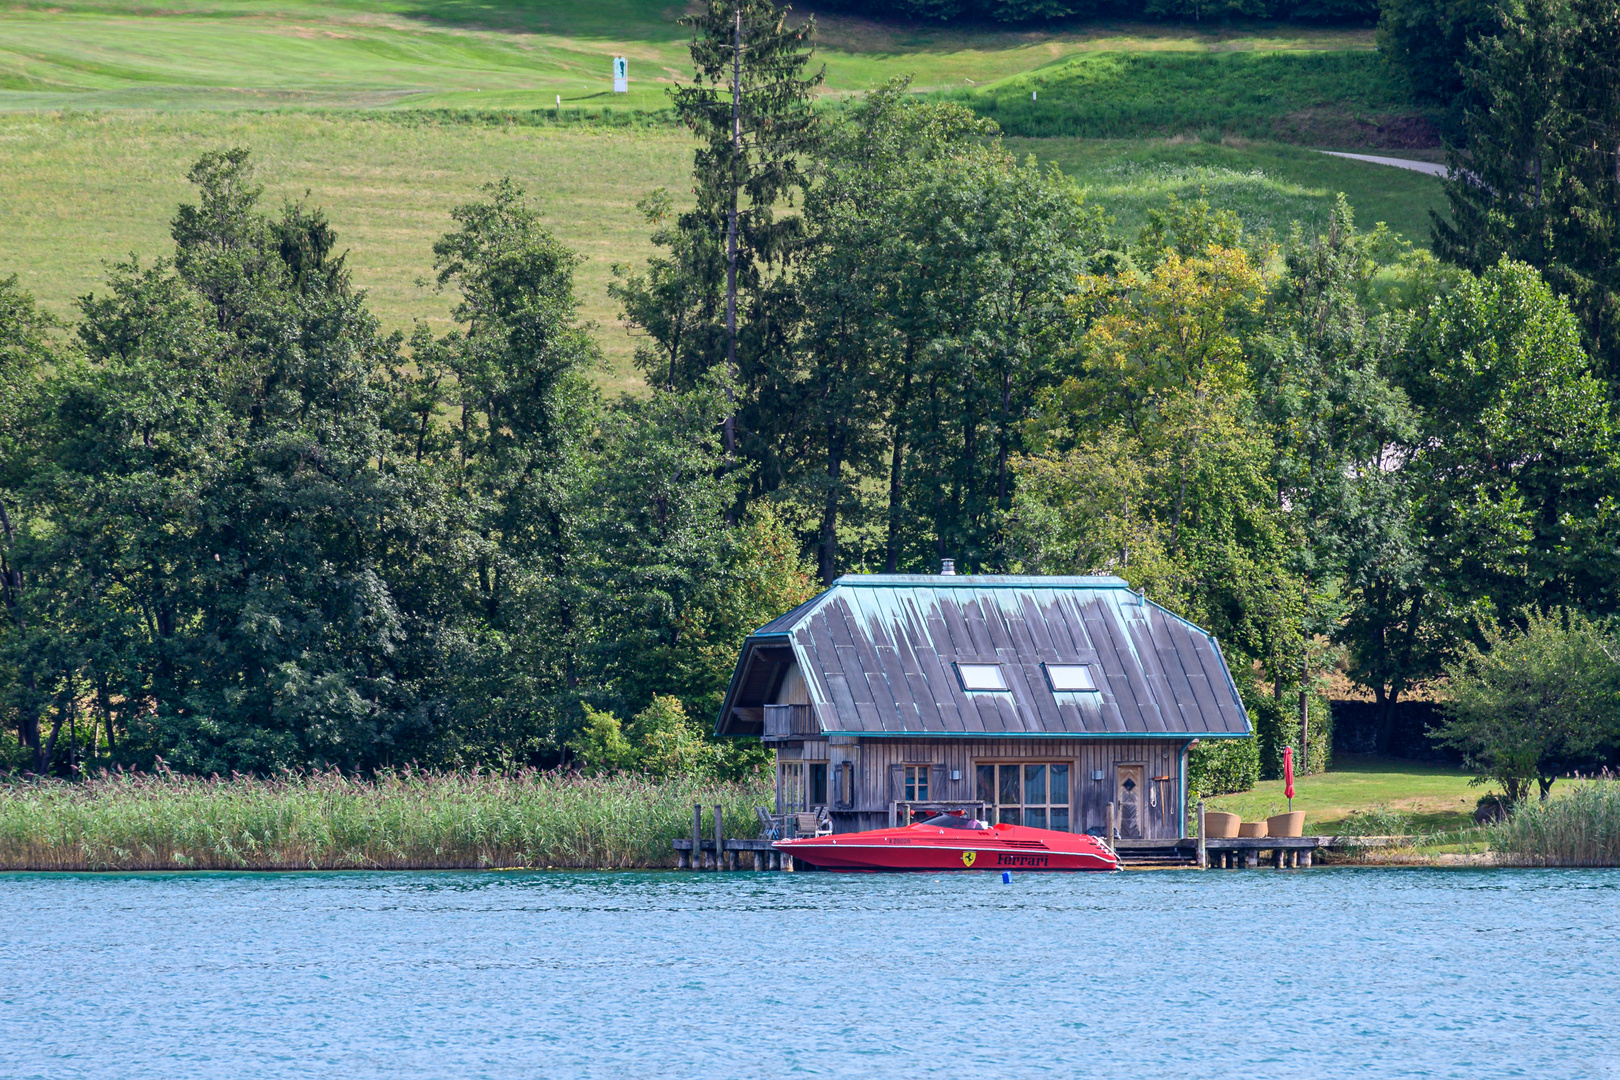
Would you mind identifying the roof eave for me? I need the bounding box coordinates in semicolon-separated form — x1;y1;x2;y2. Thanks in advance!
819;730;1251;739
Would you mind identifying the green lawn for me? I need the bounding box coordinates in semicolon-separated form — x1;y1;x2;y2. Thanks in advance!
0;111;694;394
1011;137;1447;248
0;1;1381;111
1203;755;1492;835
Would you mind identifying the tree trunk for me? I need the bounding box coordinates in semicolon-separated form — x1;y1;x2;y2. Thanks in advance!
1299;650;1310;775
884;364;913;574
819;422;844;586
37;695;71;776
98;674;117;755
1373;684;1402;756
19;691;40;763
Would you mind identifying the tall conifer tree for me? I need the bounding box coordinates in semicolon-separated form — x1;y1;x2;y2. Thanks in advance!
668;0;822;456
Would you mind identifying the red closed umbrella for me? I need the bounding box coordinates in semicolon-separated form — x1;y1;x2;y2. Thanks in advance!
1284;746;1295;809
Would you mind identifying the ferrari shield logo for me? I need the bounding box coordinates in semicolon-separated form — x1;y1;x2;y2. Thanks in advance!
961;850;976;868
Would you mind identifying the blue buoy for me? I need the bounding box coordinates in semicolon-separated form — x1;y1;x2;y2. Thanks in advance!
1001;871;1011;884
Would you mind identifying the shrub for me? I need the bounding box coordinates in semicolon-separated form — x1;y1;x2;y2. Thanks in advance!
1188;736;1260;798
1435;607;1620;803
1254;691;1335;779
566;706;636;775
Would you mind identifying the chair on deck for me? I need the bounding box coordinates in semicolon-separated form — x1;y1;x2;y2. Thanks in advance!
793;808;832;838
756;806;783;841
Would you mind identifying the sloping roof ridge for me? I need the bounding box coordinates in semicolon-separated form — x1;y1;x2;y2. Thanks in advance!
829;573;1132;588
748;584;839;636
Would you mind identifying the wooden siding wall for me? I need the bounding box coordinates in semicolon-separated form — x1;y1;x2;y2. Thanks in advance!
778;738;1187;839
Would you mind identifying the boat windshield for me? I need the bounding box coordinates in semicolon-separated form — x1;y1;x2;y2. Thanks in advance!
921;813;990;830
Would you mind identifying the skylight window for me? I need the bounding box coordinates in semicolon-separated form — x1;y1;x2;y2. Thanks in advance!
1044;664;1097;692
955;663;1008;692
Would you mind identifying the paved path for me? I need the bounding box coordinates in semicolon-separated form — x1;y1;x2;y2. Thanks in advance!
1321;151;1448;177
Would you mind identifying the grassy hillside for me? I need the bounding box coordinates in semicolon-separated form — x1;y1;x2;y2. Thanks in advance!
1013;137;1445;246
0;111;693;395
0;116;1445;392
0;2;1444;389
1;0;1384;111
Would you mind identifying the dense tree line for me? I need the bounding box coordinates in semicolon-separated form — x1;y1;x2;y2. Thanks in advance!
3;0;1618;784
0;154;814;778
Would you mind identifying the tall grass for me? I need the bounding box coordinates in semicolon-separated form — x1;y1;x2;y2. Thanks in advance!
0;768;772;871
1486;779;1620;867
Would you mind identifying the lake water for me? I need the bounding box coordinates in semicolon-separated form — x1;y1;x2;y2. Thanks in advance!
1;867;1615;1079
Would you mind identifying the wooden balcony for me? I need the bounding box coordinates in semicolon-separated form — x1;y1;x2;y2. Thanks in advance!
762;703;819;741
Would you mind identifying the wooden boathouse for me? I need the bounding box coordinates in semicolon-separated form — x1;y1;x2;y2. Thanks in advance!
715;569;1252;840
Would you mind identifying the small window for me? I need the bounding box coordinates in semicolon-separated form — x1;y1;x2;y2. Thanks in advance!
956;663;1008;691
1044;663;1097;692
809;763;828;807
904;765;929;802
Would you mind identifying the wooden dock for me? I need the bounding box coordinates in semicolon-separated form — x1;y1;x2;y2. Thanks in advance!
672;837;798;871
670;803;1369;872
672;835;1351;871
1115;837;1330;869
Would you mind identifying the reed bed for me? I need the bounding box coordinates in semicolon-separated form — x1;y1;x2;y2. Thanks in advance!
0;768;772;871
1485;779;1620;867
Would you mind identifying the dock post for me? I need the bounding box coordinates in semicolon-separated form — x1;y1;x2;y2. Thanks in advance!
1244;849;1258;869
1196;801;1207;869
714;805;725;872
782;852;795;872
1300;848;1313;869
1107;801;1117;850
692;804;703;871
1271;848;1284;869
753;850;764;871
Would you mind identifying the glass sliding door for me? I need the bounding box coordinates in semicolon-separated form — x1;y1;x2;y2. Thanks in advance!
975;761;1072;831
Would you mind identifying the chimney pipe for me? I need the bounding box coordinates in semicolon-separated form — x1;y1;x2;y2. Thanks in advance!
940;558;956;576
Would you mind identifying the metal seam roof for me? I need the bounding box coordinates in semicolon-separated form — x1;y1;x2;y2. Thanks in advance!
716;575;1251;739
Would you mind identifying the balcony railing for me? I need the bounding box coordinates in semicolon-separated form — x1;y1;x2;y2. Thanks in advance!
762;703;818;740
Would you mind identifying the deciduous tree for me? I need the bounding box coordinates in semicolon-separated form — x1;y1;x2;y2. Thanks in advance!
1436;607;1620;801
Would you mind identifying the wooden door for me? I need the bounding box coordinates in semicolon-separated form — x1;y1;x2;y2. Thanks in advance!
1115;764;1145;839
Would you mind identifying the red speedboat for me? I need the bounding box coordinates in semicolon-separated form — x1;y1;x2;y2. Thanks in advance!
774;812;1119;872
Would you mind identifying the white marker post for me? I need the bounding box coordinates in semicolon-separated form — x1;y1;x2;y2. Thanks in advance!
612;56;628;94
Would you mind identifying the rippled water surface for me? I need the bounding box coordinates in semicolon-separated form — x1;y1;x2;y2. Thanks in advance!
1;867;1616;1079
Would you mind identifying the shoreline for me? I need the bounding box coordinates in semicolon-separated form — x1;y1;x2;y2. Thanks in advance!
6;852;1615;872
